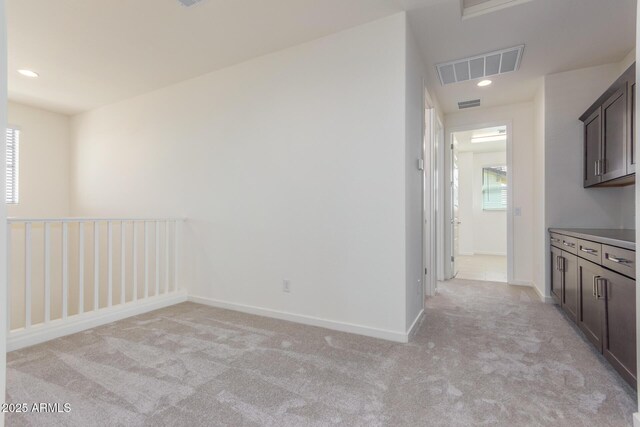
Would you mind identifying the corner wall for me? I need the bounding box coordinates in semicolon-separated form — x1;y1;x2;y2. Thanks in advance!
70;14;412;339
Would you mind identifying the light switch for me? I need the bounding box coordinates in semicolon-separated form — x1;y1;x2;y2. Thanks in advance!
514;207;522;216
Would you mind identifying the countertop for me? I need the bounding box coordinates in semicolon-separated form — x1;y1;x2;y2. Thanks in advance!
549;228;636;251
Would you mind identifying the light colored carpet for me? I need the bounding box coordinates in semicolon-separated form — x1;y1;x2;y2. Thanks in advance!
6;279;637;426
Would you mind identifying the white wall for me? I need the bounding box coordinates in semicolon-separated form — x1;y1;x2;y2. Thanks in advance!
70;14;413;339
7;101;71;218
458;150;507;256
446;102;535;285
544;63;635;231
457;150;474;255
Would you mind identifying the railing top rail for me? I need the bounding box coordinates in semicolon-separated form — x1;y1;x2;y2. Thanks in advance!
8;217;185;224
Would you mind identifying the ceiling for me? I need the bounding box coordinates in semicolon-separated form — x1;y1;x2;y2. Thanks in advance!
454;126;507;153
409;0;636;113
8;0;637;115
7;0;441;114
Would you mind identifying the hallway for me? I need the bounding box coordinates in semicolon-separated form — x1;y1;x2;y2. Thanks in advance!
5;279;636;426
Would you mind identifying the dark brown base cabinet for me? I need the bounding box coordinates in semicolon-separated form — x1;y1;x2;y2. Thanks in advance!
551;231;636;389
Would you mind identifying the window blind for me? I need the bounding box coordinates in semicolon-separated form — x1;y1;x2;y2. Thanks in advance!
6;128;19;204
482;165;506;210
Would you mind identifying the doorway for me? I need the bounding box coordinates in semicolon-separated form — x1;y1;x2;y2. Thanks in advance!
448;124;511;283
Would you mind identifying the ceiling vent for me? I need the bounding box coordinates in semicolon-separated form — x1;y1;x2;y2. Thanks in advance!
462;0;534;19
177;0;205;7
458;99;481;109
436;45;524;86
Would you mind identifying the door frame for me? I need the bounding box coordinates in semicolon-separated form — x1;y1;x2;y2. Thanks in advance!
442;120;514;284
422;85;441;299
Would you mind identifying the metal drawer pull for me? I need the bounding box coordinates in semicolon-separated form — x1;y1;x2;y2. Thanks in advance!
551;238;560;243
592;275;600;297
563;241;576;248
606;255;632;264
595;160;599;176
580;247;597;254
596;278;606;299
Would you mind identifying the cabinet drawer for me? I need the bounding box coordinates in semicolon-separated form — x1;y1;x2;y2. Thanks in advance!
550;233;564;249
577;239;602;264
602;245;636;279
560;235;578;255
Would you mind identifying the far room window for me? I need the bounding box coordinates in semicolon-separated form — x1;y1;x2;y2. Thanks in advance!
482;165;506;210
6;127;19;204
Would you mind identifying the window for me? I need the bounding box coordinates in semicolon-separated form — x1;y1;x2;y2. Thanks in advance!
482;165;506;210
6;127;19;204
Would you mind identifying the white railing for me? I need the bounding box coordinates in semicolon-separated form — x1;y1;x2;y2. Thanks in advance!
6;218;186;350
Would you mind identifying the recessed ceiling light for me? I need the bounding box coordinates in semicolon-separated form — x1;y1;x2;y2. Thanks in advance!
17;69;39;78
477;79;492;87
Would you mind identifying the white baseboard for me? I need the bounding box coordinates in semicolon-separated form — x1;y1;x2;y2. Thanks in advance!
633;412;640;427
8;291;188;351
508;281;554;303
530;283;554;303
407;309;424;339
188;295;408;343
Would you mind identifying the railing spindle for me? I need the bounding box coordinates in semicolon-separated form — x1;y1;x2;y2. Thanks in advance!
121;221;126;305
94;222;100;311
44;222;51;324
174;220;179;292
6;223;11;332
25;222;32;329
165;220;170;294
107;221;113;308
155;221;160;297
133;221;138;302
79;222;84;314
144;221;149;298
62;222;68;319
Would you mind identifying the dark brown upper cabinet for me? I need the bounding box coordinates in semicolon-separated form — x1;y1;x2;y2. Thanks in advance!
581;63;635;188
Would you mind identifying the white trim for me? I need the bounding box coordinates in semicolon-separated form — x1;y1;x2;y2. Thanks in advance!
407;309;424;339
8;291;187;351
522;281;554;303
188;295;409;343
633;412;640;427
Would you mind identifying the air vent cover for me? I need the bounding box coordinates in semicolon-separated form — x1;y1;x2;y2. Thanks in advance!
458;99;481;109
436;45;524;86
178;0;205;6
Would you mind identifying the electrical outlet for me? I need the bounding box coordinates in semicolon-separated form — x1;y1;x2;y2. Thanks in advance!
283;279;291;293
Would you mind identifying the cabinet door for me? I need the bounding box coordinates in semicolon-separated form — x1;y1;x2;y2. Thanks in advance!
550;245;563;304
602;85;628;182
584;108;602;187
562;252;578;323
601;269;636;388
577;258;604;351
628;81;636;174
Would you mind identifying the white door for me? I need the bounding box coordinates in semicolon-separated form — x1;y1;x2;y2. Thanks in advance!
450;143;460;278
